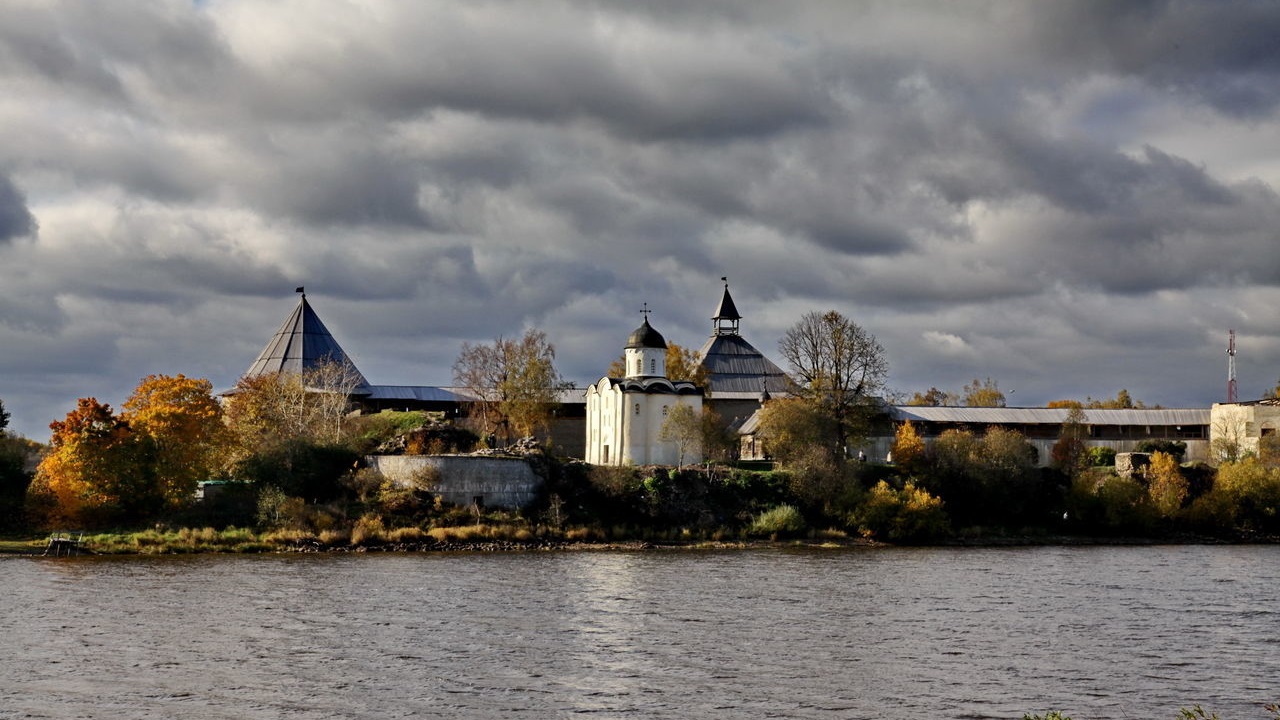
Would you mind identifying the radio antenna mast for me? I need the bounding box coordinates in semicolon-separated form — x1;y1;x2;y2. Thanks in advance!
1227;329;1238;403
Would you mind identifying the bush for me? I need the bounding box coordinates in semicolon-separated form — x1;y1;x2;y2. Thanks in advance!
746;504;806;538
1135;439;1187;462
350;513;387;545
1196;457;1280;534
848;480;949;541
1087;446;1117;467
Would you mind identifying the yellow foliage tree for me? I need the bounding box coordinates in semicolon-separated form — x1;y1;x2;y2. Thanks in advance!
1146;450;1188;518
122;374;226;507
890;420;925;469
606;343;709;387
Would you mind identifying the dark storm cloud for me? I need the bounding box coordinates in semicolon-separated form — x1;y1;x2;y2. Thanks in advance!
0;174;35;242
3;0;1280;437
1024;0;1280;117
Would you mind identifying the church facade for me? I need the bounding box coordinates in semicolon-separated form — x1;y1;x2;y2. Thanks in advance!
584;315;703;466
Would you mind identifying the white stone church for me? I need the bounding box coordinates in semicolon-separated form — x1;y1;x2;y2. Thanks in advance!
583;312;703;466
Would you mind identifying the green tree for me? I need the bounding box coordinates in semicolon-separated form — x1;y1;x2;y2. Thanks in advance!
0;433;37;530
0;398;9;432
777;309;887;455
962;377;1006;407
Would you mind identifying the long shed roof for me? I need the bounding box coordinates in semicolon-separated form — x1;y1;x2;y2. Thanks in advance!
890;406;1210;426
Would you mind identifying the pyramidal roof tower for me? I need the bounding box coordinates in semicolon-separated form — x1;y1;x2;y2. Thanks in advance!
697;279;790;397
243;289;370;388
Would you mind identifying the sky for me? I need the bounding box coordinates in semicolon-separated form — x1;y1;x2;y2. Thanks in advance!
3;0;1280;440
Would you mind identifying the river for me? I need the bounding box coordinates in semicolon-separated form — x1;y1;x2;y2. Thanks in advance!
2;545;1277;719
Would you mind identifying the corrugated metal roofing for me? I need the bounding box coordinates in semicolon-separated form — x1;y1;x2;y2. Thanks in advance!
244;294;369;387
736;405;1210;437
890;406;1210;426
366;385;587;405
364;386;474;402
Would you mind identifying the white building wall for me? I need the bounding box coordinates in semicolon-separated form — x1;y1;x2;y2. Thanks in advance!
586;377;704;466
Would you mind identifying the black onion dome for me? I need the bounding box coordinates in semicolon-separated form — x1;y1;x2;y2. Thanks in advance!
626;319;667;349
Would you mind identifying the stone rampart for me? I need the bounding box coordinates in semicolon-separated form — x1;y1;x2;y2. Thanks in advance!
365;455;543;509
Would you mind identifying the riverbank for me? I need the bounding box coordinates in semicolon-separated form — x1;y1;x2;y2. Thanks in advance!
5;529;1277;557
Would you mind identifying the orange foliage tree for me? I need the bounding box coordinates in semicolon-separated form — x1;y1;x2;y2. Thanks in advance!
31;398;158;527
122;374;226;506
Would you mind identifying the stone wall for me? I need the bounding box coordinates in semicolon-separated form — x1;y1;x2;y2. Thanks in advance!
365;455;544;509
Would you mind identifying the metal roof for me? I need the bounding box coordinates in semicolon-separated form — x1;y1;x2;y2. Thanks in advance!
697;333;791;396
365;385;475;402
366;385;586;405
243;293;369;387
890;406;1210;426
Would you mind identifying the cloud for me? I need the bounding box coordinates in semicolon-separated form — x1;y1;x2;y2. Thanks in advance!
3;0;1280;438
0;174;36;242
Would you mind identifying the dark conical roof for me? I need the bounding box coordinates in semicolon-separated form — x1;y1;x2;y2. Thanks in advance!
713;285;741;322
626;318;667;349
712;281;741;336
244;293;370;387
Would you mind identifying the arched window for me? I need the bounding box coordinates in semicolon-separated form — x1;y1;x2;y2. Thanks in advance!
662;405;669;417
650;358;656;374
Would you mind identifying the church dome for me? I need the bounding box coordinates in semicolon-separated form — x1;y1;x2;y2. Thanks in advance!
626;318;667;350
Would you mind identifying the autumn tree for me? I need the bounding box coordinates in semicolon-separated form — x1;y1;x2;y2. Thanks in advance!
906;387;957;407
304;358;366;443
699;407;737;463
890;420;926;471
29;398;159;527
777;310;887;455
756;396;835;464
922;427;1042;527
1147;451;1188;519
223;372;310;459
606;343;710;386
659;404;702;469
121;374;227;507
1050;404;1089;474
962;377;1006;407
453;329;568;444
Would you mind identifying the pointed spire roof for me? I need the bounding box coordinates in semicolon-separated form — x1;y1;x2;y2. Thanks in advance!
243;291;370;387
713;278;741;336
698;280;790;397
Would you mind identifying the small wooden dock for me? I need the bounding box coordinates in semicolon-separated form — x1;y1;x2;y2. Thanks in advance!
43;532;88;557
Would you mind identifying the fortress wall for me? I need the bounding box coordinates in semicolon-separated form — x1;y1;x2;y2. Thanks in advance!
365;455;544;509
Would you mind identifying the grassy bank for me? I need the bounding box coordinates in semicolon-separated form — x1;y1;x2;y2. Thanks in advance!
0;522;867;556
